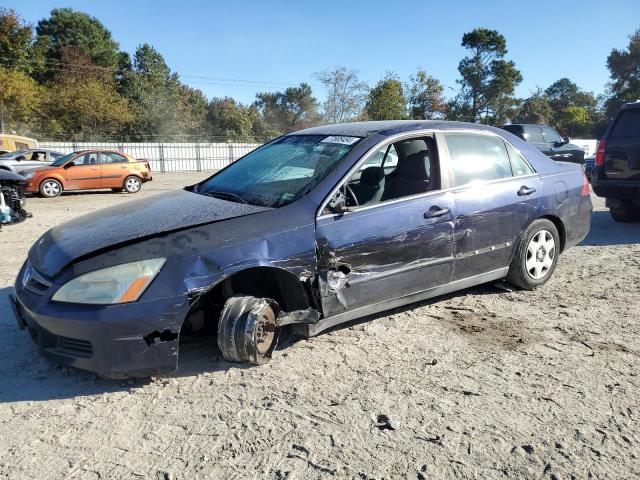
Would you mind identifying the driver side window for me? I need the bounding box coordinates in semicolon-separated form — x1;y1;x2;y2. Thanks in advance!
343;137;436;209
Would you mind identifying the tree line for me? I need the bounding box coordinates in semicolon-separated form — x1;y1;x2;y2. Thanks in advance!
0;7;638;142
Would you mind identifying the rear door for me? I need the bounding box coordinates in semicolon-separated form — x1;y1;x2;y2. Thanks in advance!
442;132;542;281
64;152;101;189
99;152;129;187
605;108;640;182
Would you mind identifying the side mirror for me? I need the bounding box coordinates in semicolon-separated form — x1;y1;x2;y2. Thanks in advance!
64;161;75;168
15;156;26;161
327;190;351;214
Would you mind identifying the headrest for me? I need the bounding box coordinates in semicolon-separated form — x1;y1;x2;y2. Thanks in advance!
396;150;430;179
360;166;385;186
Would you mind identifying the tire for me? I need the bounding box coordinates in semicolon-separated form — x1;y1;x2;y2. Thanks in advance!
39;179;62;198
123;176;142;193
609;202;640;223
506;219;560;290
217;296;278;365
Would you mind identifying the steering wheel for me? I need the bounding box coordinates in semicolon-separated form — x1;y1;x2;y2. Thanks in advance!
345;184;359;207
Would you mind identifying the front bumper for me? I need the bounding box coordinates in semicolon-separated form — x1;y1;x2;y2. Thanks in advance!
11;284;190;379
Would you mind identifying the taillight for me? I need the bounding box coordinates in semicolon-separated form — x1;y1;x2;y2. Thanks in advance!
595;139;606;167
581;173;589;196
145;161;151;172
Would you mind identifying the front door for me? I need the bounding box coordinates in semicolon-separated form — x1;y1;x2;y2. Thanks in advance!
64;152;101;190
441;132;542;281
315;135;455;317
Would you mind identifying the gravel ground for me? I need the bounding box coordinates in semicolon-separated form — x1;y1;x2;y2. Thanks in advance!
0;173;639;480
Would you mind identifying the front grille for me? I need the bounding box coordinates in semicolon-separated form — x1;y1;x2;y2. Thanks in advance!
23;265;52;295
57;336;93;358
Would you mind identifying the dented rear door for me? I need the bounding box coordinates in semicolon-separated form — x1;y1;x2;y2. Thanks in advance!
315;192;455;317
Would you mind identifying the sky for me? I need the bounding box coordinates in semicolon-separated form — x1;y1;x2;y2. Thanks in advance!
9;0;640;105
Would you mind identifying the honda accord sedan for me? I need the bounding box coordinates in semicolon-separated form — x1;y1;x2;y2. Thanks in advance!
11;121;592;378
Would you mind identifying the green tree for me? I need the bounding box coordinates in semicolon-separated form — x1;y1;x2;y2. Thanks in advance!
314;66;368;123
406;68;447;120
255;82;320;134
120;44;185;140
452;28;522;123
364;73;407;120
514;89;553;124
207;97;270;142
604;28;640;118
543;78;596;136
35;8;121;75
0;67;42;134
0;8;40;74
42;60;134;141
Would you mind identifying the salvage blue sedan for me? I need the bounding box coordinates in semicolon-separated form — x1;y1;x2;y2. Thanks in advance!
11;121;592;378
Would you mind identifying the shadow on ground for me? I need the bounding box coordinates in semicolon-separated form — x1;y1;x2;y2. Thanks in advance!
581;210;640;246
0;287;245;404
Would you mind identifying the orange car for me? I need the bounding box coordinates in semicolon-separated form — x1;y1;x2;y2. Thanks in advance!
21;150;152;198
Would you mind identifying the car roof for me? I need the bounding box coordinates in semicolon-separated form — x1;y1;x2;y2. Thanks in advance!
622;101;640;110
289;120;500;138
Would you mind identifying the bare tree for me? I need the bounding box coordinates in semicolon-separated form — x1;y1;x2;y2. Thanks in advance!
314;66;368;123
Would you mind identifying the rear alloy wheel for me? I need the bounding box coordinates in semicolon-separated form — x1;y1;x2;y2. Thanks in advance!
217;296;278;364
506;219;560;290
39;179;62;198
123;176;141;193
609;202;640;223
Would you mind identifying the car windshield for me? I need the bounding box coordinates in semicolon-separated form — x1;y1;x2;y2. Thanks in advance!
1;150;27;158
196;134;361;207
50;152;75;167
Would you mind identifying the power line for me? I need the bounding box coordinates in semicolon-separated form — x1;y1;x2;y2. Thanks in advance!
0;56;321;89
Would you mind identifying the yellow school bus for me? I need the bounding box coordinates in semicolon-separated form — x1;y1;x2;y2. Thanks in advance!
0;134;38;155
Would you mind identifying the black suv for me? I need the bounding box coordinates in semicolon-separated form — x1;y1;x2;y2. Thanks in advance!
592;102;640;222
499;124;585;165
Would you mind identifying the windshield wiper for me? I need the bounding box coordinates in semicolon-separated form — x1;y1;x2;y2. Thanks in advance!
204;190;248;204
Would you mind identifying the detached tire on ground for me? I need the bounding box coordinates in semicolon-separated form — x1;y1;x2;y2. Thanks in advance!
217;296;279;364
123;176;142;193
609;202;640;223
39;178;62;198
506;219;560;290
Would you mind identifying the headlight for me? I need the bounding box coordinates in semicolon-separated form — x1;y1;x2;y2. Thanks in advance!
22;172;35;179
52;258;166;305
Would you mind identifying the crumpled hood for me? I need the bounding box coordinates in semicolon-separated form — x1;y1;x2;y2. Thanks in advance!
29;189;271;277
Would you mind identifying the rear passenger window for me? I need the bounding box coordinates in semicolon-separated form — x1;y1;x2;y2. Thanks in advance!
444;133;512;186
505;143;535;176
103;153;128;163
610;110;640;138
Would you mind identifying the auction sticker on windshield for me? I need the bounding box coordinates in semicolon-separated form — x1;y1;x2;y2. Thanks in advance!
321;136;360;145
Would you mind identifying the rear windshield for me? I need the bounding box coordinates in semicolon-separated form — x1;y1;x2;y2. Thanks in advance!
611;110;640;138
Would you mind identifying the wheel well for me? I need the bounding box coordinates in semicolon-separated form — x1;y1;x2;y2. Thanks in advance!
539;215;566;252
40;177;63;188
184;266;311;333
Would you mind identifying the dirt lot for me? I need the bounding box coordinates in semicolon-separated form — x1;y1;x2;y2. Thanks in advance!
0;173;639;479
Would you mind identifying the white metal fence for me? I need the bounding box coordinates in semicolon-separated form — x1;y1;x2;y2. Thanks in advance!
39;142;263;172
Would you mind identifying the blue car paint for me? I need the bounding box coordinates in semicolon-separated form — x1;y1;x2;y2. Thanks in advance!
12;121;592;378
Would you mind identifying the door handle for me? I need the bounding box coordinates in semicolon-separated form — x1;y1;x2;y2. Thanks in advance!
424;206;451;219
517;186;537;196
